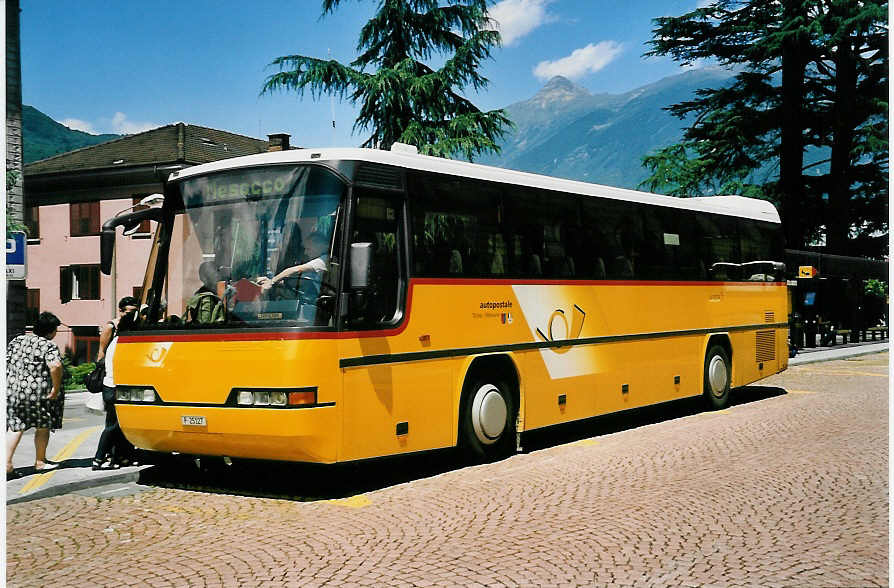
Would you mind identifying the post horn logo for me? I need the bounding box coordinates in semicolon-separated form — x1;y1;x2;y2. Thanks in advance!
536;304;585;354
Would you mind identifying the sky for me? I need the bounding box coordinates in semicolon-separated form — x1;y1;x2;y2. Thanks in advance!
20;0;710;148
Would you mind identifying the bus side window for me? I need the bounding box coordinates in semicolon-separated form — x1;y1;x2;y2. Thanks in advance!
351;190;404;327
698;214;741;281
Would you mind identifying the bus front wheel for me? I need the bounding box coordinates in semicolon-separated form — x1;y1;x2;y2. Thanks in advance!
703;344;731;410
460;377;516;462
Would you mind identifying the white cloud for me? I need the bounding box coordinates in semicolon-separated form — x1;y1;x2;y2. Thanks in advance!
108;112;159;134
488;0;555;46
57;112;161;135
60;118;99;134
533;41;623;81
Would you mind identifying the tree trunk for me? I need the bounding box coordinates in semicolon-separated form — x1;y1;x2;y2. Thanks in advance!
825;19;858;255
777;0;808;250
6;0;27;340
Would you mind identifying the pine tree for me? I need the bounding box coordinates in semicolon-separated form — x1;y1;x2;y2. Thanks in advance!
263;0;511;161
641;0;887;256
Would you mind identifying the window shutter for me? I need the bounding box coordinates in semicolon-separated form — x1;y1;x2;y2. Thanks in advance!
89;201;100;234
60;267;72;303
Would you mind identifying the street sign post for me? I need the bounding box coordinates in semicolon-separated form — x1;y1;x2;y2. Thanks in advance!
6;231;27;279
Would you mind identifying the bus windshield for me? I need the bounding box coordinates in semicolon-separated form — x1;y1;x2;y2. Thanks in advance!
143;164;345;330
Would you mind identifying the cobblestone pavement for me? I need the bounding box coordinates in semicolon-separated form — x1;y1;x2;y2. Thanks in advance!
7;354;888;587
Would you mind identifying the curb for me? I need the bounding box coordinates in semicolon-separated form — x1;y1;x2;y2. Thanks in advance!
7;468;147;505
788;344;888;365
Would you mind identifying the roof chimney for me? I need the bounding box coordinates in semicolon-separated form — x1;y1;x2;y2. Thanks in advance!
267;133;291;152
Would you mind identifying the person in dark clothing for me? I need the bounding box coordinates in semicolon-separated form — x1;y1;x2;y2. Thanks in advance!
92;297;139;470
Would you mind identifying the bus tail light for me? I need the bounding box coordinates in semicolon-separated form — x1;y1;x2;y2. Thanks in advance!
288;390;316;406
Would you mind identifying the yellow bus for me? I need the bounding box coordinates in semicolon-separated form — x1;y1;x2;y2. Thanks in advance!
102;146;788;464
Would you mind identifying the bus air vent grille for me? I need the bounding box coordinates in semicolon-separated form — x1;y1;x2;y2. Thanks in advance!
756;330;776;362
355;164;403;190
764;311;775;323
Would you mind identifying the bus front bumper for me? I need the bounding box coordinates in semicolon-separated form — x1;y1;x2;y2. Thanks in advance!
116;404;339;464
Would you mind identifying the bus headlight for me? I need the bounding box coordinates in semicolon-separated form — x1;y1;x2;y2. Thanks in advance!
116;386;158;402
230;388;317;407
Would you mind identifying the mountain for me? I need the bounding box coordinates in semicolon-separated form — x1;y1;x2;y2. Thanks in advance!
23;105;121;164
481;69;737;190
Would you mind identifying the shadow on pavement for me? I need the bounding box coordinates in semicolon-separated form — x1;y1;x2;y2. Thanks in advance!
9;456;95;480
138;449;465;502
137;385;788;502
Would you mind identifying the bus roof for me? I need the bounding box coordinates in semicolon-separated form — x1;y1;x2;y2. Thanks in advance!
170;147;781;223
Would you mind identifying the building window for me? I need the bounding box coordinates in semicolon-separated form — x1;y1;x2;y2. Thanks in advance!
131;196;152;237
71;326;100;365
70;202;100;236
25;289;40;326
60;265;101;302
25;206;40;240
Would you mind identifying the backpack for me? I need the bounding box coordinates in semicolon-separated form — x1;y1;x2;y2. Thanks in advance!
182;292;222;324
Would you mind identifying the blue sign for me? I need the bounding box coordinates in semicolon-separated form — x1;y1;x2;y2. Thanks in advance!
6;231;26;279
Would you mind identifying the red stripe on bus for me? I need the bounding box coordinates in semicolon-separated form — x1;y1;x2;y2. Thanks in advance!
410;278;787;287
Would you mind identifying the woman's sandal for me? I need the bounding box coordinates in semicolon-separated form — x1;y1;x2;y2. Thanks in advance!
34;460;60;472
91;459;119;471
7;468;21;480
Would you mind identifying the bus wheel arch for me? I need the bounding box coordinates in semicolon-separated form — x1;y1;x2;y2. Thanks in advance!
457;354;520;461
703;335;732;410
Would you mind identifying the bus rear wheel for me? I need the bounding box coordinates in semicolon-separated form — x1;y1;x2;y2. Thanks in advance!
460;377;516;462
703;344;731;410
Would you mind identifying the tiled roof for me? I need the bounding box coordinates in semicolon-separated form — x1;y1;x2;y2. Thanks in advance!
25;123;269;175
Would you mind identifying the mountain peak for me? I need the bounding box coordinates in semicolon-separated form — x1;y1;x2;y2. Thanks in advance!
531;76;590;107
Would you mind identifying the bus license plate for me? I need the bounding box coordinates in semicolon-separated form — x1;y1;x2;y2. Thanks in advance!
181;415;206;426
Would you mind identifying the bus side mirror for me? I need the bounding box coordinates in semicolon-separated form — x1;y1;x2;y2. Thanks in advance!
100;208;164;274
349;242;374;289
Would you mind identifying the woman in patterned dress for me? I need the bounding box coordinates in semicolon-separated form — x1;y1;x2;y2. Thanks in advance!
6;312;64;476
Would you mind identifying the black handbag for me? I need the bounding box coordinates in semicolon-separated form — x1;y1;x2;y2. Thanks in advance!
84;359;105;393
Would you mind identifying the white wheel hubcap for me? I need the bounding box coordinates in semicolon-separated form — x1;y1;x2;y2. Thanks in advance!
471;384;507;445
708;355;728;397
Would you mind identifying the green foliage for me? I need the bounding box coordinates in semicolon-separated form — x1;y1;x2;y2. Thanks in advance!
5;170;27;236
65;361;97;391
6;169;19;192
60;351;99;391
642;0;888;257
263;0;511;161
865;278;888;299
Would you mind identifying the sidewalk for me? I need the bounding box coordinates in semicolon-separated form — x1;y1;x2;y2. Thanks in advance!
5;391;148;505
789;340;889;365
6;341;888;504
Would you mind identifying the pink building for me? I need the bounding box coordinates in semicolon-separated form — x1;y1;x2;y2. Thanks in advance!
23;124;287;363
